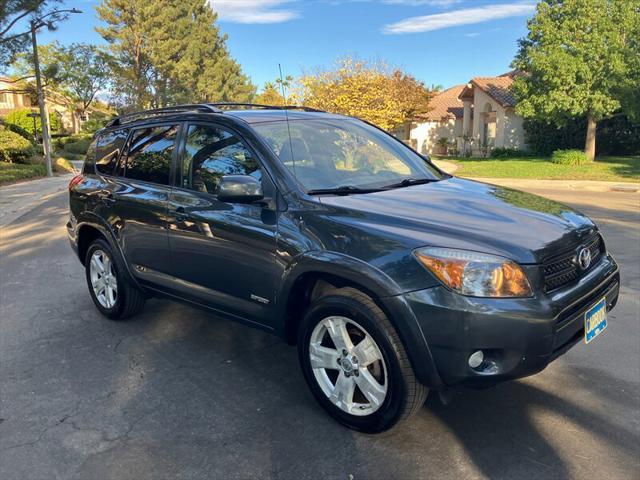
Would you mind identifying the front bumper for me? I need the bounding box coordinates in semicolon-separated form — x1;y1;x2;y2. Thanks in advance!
404;253;620;388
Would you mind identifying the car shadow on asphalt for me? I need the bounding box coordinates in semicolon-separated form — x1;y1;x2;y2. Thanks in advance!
424;365;639;479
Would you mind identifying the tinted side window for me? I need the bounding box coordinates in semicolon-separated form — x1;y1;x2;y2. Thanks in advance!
95;129;128;175
124;125;178;185
82;137;98;174
182;124;260;194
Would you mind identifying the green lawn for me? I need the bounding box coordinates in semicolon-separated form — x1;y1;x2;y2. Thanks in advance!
437;156;640;183
0;162;47;185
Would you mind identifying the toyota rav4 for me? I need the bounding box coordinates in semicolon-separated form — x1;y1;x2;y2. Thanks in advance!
68;103;620;432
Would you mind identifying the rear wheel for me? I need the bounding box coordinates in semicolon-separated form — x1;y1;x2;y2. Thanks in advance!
85;238;145;320
298;288;428;433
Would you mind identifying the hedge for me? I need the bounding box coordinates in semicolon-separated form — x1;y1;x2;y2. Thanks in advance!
5;108;62;136
524;115;640;156
0;130;36;163
0;119;34;143
63;136;92;155
491;147;532;158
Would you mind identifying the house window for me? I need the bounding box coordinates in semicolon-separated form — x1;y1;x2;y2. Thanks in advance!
0;92;8;104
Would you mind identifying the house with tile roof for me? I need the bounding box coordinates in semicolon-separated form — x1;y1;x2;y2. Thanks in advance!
395;71;526;156
0;76;89;134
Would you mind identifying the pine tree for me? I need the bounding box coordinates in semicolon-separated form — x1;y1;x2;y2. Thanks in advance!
96;0;255;110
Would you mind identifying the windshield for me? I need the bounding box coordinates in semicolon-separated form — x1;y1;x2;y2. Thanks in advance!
252;118;444;192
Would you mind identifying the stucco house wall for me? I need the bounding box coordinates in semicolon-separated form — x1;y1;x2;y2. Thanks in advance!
399;71;527;156
0;79;34;115
501;108;526;149
408;118;463;155
0;77;85;134
471;87;497;148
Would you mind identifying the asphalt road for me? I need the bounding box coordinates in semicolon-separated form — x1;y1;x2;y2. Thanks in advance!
1;185;639;480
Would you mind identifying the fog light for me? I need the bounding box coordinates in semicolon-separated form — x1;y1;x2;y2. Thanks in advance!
468;350;484;369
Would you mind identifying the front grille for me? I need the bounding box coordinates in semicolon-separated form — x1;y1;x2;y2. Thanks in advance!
543;234;604;292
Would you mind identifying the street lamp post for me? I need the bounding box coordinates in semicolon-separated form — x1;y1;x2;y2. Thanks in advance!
27;8;82;177
30;20;54;176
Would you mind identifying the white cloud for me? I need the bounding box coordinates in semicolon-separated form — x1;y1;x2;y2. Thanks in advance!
382;0;462;6
327;0;461;5
464;32;479;37
209;0;300;24
382;2;536;34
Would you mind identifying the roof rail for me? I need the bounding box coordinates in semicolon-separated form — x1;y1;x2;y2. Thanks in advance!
207;102;326;113
106;104;222;127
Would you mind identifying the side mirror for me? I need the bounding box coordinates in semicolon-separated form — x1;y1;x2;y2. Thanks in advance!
217;175;264;204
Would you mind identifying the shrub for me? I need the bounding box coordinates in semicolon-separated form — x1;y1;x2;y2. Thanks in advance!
63;136;91;155
0;119;34;143
5;108;62;136
491;147;530;158
551;149;590;165
55;133;92;149
81;113;112;134
0;130;36;163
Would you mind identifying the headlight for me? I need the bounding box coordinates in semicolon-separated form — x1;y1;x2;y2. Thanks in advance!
414;247;532;297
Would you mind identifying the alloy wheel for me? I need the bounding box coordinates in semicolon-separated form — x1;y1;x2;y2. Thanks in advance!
309;316;388;416
89;249;118;309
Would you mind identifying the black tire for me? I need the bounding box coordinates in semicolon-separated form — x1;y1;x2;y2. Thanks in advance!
298;287;428;433
85;238;145;320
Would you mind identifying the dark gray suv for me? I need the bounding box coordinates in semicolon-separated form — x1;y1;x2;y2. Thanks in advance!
68;103;620;432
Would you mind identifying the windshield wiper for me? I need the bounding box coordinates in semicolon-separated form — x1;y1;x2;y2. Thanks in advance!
382;177;439;189
307;185;386;196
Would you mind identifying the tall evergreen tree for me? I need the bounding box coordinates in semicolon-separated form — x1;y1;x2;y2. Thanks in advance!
96;0;254;110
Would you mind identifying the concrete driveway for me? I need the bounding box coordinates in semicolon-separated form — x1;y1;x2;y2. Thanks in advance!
1;183;638;480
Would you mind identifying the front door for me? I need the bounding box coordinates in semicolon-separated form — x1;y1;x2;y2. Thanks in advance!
167;122;279;326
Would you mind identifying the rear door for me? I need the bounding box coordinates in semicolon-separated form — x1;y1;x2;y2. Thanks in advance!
166;122;279;325
108;123;180;281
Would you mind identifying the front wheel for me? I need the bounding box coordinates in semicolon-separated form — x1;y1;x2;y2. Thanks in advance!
298;288;428;433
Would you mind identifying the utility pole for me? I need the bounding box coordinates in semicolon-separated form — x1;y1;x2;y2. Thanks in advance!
31;20;53;177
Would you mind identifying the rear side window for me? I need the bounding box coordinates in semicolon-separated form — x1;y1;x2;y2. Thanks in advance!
95;129;128;175
82;138;98;174
123;125;179;185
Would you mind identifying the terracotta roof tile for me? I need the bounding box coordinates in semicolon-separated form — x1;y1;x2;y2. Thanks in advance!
418;84;465;121
469;72;519;107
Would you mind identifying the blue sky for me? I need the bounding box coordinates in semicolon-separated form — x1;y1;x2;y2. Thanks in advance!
37;0;537;91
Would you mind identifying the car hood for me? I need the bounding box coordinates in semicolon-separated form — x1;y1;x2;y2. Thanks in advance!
317;177;597;264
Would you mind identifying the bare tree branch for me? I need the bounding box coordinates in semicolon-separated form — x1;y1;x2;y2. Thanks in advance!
0;7;38;38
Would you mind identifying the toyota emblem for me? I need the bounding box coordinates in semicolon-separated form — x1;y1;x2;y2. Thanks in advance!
577;247;592;270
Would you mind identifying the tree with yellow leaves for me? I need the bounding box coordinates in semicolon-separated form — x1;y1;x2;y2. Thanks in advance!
299;57;433;131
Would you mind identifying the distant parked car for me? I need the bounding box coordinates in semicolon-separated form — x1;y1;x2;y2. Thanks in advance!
68;104;620;432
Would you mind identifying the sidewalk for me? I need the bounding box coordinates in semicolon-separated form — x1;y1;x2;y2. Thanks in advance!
0;174;73;228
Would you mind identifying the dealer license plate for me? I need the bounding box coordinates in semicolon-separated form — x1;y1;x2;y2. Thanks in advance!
585;297;607;344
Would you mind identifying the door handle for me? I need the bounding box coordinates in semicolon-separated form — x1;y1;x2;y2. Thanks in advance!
174;206;188;221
